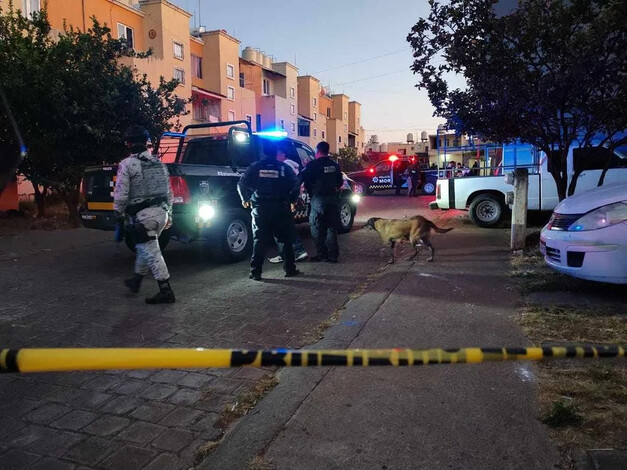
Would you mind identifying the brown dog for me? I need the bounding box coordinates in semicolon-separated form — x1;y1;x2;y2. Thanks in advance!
364;216;453;263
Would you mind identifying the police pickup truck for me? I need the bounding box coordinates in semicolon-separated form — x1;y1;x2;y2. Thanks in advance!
79;121;360;261
348;155;438;195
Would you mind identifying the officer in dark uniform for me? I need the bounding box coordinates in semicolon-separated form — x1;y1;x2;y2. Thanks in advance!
301;141;343;263
238;145;301;281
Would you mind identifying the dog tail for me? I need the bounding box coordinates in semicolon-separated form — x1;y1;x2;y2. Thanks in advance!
428;221;453;234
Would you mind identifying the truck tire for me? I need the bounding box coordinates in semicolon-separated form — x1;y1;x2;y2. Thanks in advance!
211;210;252;262
124;229;171;253
422;182;436;195
337;200;355;234
468;194;504;228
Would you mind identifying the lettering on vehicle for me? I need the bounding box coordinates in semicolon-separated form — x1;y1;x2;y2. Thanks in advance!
372;176;379;183
199;181;209;196
217;171;242;177
259;169;279;178
324;166;337;173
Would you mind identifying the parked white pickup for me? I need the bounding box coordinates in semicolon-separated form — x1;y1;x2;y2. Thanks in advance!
429;146;627;227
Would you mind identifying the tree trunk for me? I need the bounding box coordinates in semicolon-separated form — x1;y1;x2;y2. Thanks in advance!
60;185;81;227
597;151;614;187
567;170;582;197
32;184;48;218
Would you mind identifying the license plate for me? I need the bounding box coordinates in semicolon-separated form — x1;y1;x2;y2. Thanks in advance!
81;214;96;220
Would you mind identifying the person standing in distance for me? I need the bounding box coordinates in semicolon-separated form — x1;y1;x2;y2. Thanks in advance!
238;146;301;281
114;125;175;304
301;141;343;263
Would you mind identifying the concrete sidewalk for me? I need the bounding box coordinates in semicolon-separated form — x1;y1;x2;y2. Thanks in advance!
200;225;560;470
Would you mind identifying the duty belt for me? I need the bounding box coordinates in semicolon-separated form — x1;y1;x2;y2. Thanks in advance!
127;197;167;216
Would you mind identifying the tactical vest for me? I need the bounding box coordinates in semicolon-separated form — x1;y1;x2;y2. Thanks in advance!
129;154;170;201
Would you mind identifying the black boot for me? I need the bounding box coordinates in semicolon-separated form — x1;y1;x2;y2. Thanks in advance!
124;274;143;293
145;279;176;304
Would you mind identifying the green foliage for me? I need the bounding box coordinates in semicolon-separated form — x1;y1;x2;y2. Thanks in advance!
407;0;627;201
541;399;583;428
333;146;364;172
0;3;187;219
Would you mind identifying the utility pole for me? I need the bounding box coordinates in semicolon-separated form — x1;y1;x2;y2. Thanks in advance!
510;168;529;251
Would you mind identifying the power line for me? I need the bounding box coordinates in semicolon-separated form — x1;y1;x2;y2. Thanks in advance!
311;49;408;74
331;69;408;87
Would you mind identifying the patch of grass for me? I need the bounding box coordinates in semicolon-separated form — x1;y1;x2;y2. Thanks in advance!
195;440;221;464
215;375;279;430
248;455;275;470
541;399;583;428
299;306;345;346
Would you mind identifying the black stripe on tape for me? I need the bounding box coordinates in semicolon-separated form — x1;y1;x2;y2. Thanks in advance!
3;350;19;373
369;357;392;366
321;354;348;366
505;347;527;355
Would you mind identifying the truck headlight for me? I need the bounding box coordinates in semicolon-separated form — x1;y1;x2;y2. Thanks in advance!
568;202;627;231
351;194;361;204
198;204;216;221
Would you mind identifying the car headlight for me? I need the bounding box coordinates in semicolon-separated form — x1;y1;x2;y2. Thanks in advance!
351;194;361;204
198;204;216;221
568;202;627;231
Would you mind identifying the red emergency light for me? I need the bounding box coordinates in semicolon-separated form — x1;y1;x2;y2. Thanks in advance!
368;168;375;174
388;154;399;162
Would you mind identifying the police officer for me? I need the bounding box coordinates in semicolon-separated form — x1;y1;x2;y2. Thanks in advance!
238;145;301;281
114;125;175;304
301;141;343;263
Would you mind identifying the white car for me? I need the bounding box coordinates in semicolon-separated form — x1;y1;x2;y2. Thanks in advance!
540;183;627;284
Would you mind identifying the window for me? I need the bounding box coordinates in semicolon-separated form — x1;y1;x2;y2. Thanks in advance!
174;68;185;84
290;104;295;115
173;41;184;60
117;23;134;49
263;79;270;95
228;110;236;121
326;108;331;118
298;118;310;137
22;0;40;18
192;101;207;121
344;111;348;120
293;142;316;166
375;161;391;172
313;113;317;122
280;119;285;130
291;122;296;133
227;86;235;101
338;136;342;143
573;147;627;172
312;97;317;107
344;124;348;132
322;130;325;139
313;128;317;138
226;64;235;79
191;54;202;78
290;87;295;98
239;72;245;88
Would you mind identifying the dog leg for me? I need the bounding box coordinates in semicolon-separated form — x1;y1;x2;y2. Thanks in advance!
421;238;434;262
388;241;396;264
406;242;422;261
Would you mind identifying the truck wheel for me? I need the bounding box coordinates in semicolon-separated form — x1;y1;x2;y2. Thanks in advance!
124;229;171;252
212;210;252;262
422;182;436;195
337;200;355;234
468;194;504;228
354;182;366;195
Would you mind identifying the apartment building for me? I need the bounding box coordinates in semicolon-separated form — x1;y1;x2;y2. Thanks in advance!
296;76;327;148
6;0;364;154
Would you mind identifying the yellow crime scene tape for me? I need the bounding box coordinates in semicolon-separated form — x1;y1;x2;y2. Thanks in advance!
0;345;625;373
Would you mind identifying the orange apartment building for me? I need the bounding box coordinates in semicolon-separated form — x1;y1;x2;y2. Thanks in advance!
0;0;365;209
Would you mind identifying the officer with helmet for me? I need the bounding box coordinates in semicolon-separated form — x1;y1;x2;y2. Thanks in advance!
238;144;301;281
113;125;175;304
